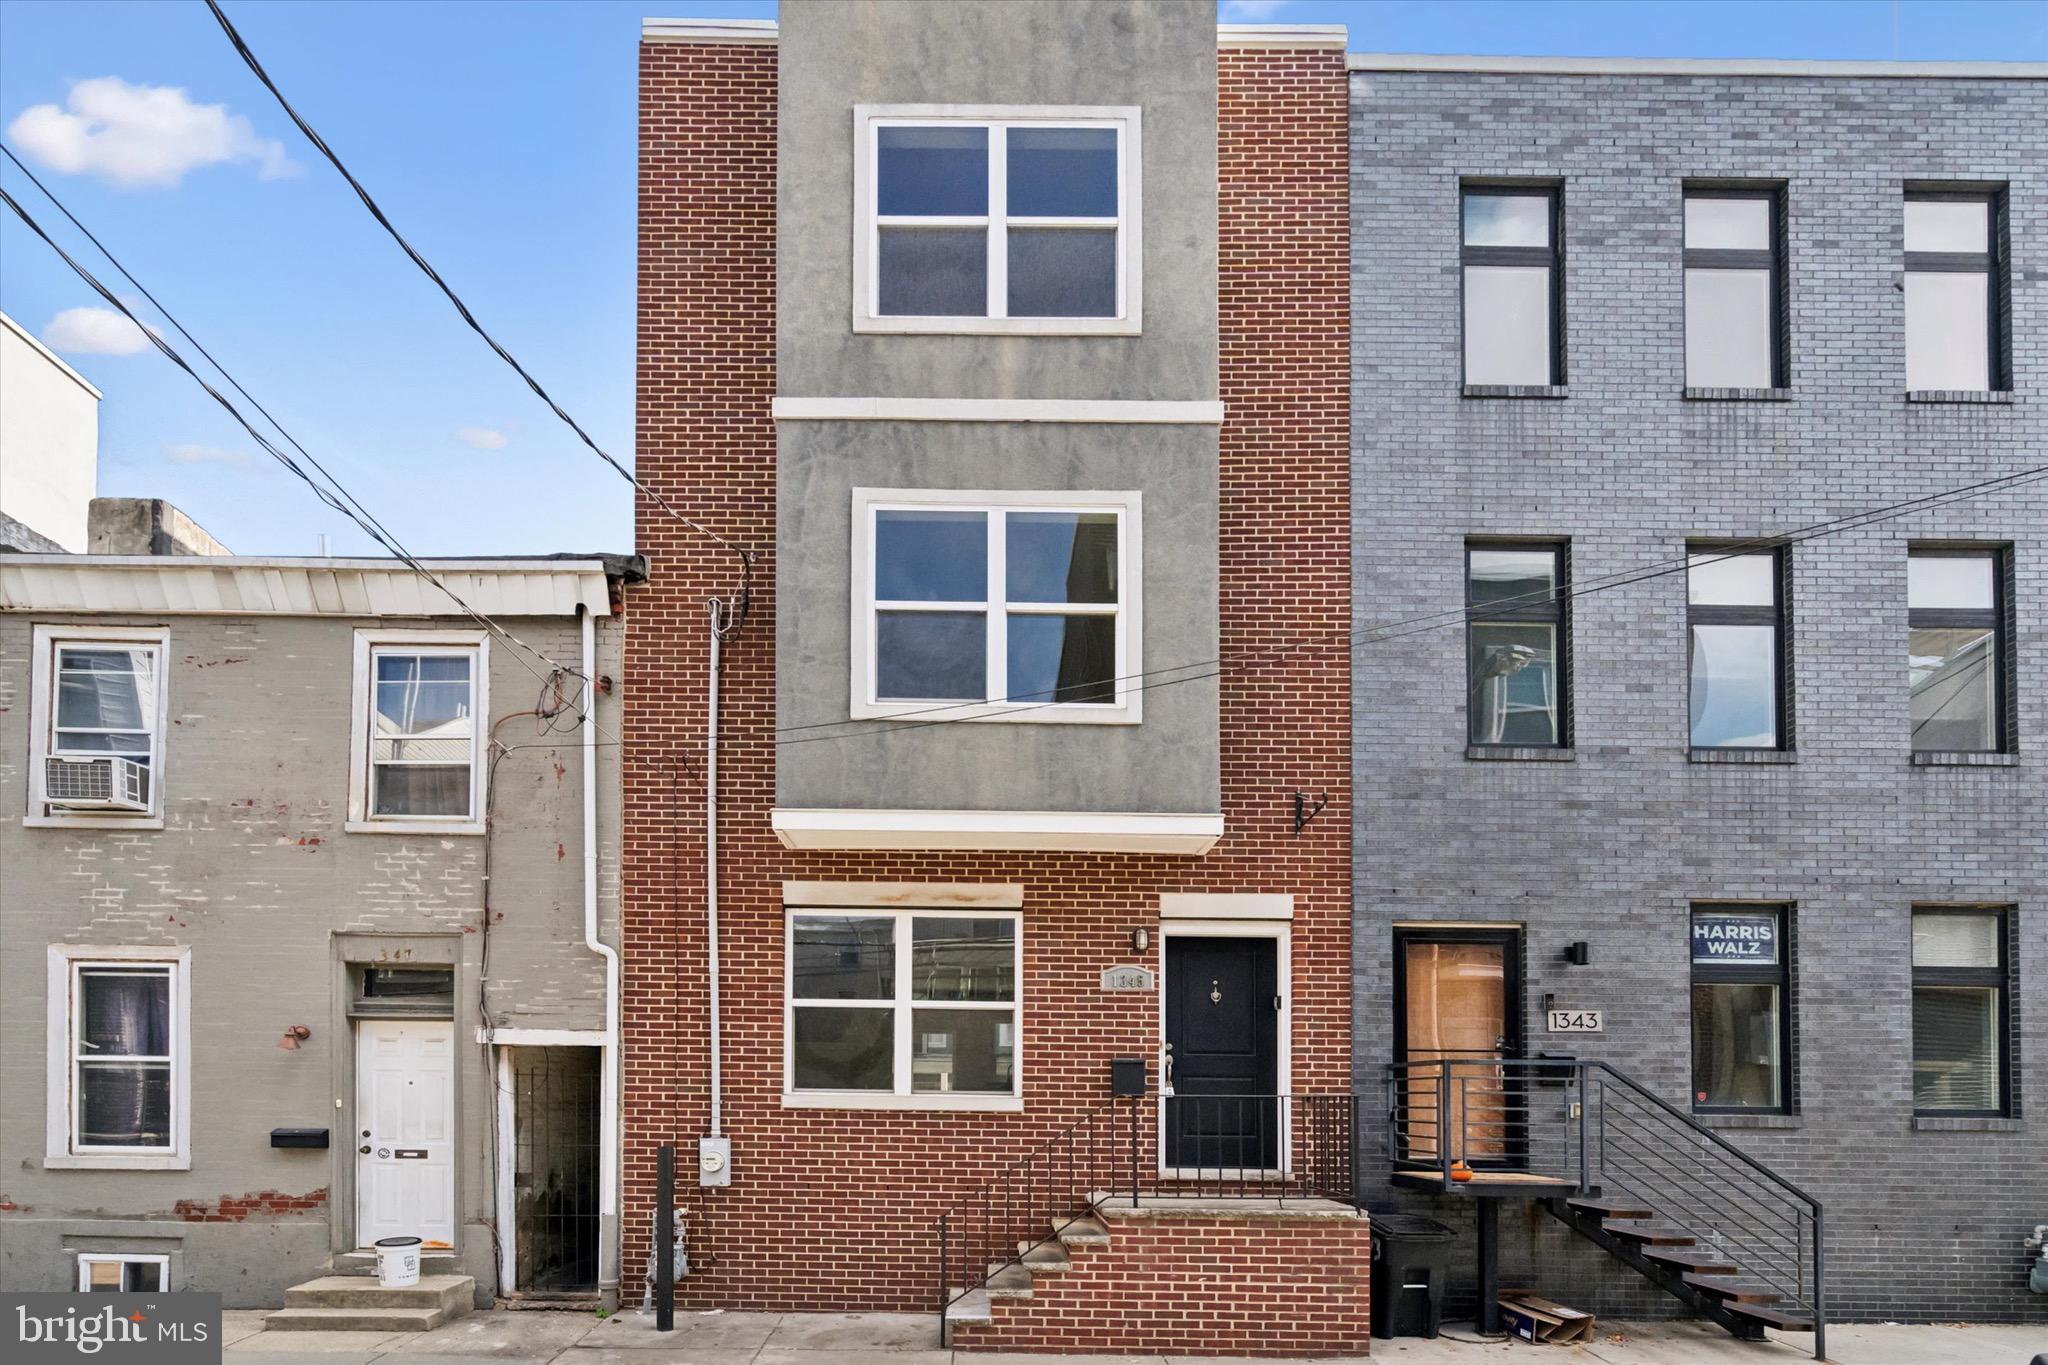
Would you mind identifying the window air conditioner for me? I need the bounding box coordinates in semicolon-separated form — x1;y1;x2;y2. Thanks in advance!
44;756;151;812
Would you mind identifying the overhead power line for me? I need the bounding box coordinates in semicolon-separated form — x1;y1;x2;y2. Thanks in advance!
776;463;2046;746
204;0;755;608
0;180;588;691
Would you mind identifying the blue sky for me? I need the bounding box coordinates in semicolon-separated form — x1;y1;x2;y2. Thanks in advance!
2;0;2042;557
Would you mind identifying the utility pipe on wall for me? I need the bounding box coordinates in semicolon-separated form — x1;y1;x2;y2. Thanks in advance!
580;605;621;1292
706;597;729;1139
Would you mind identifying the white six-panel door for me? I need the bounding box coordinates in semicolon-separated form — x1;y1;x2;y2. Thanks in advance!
355;1019;455;1248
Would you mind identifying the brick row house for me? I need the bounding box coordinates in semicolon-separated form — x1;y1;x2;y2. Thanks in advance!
628;1;1356;1354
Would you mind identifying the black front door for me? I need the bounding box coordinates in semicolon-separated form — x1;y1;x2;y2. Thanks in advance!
1164;936;1279;1171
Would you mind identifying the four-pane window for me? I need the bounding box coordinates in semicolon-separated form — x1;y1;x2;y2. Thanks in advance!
1687;550;1786;750
787;910;1019;1098
1462;186;1562;386
1466;543;1568;747
1684;188;1784;389
1908;549;2007;753
1912;909;2011;1116
1903;190;2007;393
867;115;1129;325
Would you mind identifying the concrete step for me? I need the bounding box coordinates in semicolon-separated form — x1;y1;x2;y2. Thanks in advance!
944;1288;993;1327
984;1264;1035;1300
283;1274;474;1312
264;1306;452;1333
1053;1213;1109;1246
1019;1242;1072;1273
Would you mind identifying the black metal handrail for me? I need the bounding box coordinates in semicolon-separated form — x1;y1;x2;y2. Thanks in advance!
935;1092;1362;1340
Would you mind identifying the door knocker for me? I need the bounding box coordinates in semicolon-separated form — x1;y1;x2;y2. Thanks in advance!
1209;979;1222;1005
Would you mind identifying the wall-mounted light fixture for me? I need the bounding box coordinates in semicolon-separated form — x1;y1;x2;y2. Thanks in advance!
278;1024;312;1051
1565;941;1591;966
1130;927;1151;954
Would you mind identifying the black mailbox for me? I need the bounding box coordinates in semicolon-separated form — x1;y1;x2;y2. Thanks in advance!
1110;1057;1147;1097
270;1128;329;1149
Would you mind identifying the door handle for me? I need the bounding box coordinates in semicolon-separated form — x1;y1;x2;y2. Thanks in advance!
1162;1043;1174;1094
359;1145;372;1155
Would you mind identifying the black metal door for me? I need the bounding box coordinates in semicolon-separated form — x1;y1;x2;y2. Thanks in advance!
1165;937;1279;1171
511;1046;601;1294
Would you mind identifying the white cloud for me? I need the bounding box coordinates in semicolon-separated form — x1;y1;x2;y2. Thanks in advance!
41;305;153;356
6;76;299;190
1219;0;1292;19
455;426;509;451
164;443;251;467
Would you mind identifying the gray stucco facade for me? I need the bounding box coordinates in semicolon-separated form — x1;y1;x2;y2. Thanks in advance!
0;559;626;1307
1349;63;2047;1324
773;0;1222;819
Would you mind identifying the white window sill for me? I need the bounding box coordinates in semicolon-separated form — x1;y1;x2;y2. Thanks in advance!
45;1153;191;1171
781;1090;1023;1113
850;700;1140;726
853;315;1140;337
772;808;1223;854
345;820;486;837
24;813;165;831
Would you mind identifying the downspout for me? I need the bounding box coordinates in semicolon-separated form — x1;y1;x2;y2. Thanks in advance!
581;603;621;1296
706;598;726;1138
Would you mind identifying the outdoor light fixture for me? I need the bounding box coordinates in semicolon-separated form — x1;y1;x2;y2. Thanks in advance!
1131;927;1151;953
1566;941;1591;966
278;1024;312;1051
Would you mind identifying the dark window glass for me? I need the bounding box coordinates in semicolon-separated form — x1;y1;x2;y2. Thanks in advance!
1908;550;2005;753
875;510;987;602
911;918;1015;1002
875;611;986;702
876;125;987;216
1467;544;1566;747
1006;512;1118;604
877;226;987;316
75;967;175;1151
1912;910;2009;1115
1462;187;1560;385
1687;551;1786;749
1904;191;2005;392
792;1007;893;1091
911;1009;1014;1093
1007;228;1117;317
792;916;895;1000
1006;614;1115;705
1690;908;1790;1113
1006;127;1116;218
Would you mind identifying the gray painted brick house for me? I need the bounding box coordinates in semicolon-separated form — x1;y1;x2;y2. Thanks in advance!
1349;55;2045;1325
0;553;633;1308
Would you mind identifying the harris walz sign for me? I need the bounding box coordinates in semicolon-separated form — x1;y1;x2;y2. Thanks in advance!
1691;910;1779;964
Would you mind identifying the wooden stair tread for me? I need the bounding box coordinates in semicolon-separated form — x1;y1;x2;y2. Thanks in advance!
1640;1245;1739;1274
1601;1221;1696;1246
1724;1302;1816;1331
1682;1273;1785;1304
1565;1196;1655;1220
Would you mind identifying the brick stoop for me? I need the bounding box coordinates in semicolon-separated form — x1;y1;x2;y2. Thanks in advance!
948;1200;1369;1357
264;1274;475;1333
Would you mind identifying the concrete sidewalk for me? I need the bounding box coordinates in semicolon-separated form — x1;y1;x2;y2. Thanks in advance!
221;1308;2048;1365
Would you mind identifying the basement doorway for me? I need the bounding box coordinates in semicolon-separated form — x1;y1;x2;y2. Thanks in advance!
507;1046;601;1295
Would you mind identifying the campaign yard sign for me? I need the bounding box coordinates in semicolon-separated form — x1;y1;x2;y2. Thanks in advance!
1692;911;1779;965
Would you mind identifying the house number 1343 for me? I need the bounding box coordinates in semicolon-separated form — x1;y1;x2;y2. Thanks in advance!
1546;1009;1603;1034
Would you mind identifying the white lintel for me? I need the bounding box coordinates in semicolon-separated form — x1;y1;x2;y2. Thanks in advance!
1159;893;1294;921
782;881;1024;909
771;808;1224;855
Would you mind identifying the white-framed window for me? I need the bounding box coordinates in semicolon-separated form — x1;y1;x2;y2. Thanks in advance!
853;104;1141;335
78;1254;171;1292
784;908;1021;1111
347;629;488;835
850;488;1141;724
45;946;191;1171
26;624;170;828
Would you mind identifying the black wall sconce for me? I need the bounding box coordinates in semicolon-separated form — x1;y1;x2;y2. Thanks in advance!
1564;941;1591;966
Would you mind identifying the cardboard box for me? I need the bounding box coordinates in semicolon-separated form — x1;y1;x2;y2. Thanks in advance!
1498;1291;1595;1344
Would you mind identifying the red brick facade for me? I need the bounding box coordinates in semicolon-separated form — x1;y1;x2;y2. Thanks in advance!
627;33;1350;1317
949;1207;1372;1357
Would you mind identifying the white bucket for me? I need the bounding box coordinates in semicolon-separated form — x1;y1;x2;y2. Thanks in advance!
374;1236;422;1288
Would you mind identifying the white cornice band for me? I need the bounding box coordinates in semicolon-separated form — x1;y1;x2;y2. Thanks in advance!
773;397;1225;425
771;808;1225;855
0;557;614;618
646;18;1347;50
1348;53;2048;79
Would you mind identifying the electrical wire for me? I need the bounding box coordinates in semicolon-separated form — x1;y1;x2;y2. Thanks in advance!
776;464;2047;746
204;0;756;610
0;182;595;693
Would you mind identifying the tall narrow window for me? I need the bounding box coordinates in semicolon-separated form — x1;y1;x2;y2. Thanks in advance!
1684;188;1784;389
349;631;488;832
853;490;1138;723
1909;549;2007;753
1691;906;1791;1113
1688;549;1787;750
1912;909;2011;1116
72;962;175;1150
1466;542;1568;747
1462;185;1561;386
1904;190;2007;392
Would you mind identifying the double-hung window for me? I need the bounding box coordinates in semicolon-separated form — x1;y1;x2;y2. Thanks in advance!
1903;189;2009;393
857;107;1139;333
853;489;1139;723
1909;549;2009;754
1684;187;1785;390
28;625;169;824
1466;542;1568;748
786;909;1020;1107
1462;184;1562;386
1687;548;1788;751
1690;906;1792;1113
46;946;190;1169
1912;908;2012;1117
348;630;488;833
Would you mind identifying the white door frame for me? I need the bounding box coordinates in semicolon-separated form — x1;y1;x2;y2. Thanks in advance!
354;1018;455;1249
1156;919;1293;1178
491;1032;608;1294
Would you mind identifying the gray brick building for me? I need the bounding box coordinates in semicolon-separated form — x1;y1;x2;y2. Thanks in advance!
1349;55;2046;1326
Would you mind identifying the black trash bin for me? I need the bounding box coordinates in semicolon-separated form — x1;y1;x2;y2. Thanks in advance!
1369;1212;1456;1340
